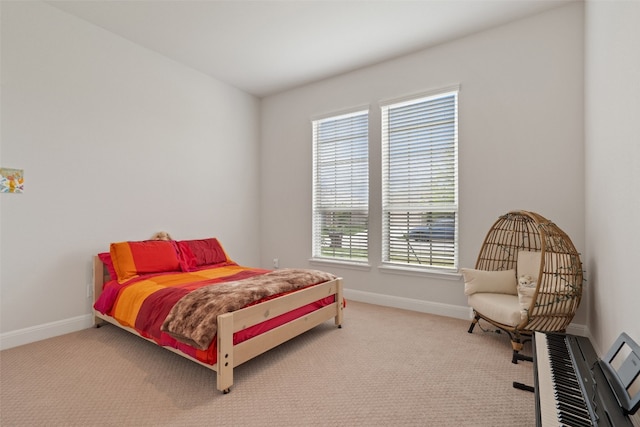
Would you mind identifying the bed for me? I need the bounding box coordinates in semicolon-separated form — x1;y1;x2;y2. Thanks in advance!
92;238;344;394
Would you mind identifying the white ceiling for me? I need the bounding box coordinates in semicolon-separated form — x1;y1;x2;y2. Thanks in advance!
47;0;574;97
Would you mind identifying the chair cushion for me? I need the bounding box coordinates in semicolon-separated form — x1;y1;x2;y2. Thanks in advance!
468;293;522;327
517;251;541;279
461;268;517;295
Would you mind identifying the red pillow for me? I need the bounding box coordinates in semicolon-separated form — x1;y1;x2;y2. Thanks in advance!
177;238;228;270
175;241;197;271
110;240;181;282
98;252;118;281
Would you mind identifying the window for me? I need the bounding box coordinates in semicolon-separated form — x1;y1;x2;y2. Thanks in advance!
381;89;458;270
312;110;369;262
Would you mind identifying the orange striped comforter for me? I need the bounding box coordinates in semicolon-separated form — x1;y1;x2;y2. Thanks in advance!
94;264;335;365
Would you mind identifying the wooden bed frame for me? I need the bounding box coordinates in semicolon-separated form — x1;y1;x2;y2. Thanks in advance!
92;256;344;394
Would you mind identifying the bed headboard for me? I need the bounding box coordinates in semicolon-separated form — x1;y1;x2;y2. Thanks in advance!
93;255;106;303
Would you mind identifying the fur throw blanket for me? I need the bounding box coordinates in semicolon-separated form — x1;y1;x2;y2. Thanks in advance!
161;268;336;350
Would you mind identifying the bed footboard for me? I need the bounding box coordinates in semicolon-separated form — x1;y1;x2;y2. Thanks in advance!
215;277;343;393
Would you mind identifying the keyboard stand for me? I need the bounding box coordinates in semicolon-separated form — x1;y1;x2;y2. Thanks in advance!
513;349;534;392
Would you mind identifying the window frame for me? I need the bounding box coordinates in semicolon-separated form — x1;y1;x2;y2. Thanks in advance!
380;87;459;273
311;107;370;265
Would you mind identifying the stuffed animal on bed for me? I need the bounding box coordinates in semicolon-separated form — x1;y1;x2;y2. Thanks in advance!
151;231;173;241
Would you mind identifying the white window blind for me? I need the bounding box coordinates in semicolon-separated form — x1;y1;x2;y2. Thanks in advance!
381;90;458;269
312;110;369;262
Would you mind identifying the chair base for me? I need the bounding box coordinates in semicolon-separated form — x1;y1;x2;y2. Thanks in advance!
467;315;479;333
468;312;533;363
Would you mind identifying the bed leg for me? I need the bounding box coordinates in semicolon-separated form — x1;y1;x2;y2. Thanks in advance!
94;316;105;328
334;279;344;328
216;313;234;394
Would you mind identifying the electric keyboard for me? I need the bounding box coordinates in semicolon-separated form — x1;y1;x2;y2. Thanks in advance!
533;332;640;426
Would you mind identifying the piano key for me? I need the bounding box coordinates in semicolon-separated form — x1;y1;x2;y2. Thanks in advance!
554;391;589;408
556;400;590;419
557;411;593;427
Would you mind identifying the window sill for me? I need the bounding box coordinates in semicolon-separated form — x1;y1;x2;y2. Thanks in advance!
378;263;461;280
308;258;461;280
308;258;372;271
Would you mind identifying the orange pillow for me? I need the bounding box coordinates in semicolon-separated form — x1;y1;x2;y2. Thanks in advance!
110;240;181;282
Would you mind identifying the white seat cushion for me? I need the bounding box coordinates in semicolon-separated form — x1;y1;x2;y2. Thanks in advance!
468;293;522;327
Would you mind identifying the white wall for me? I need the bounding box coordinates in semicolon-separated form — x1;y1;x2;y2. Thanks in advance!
585;0;640;353
0;1;261;346
260;3;586;321
1;1;606;352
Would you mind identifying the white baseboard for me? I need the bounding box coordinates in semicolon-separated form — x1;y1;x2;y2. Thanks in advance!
343;288;588;335
0;292;588;351
2;294;469;352
344;288;473;320
0;314;94;350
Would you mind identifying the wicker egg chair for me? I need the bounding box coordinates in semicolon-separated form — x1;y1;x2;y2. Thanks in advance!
466;210;583;363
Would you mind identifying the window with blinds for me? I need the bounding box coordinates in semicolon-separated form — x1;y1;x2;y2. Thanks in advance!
312;110;369;262
381;89;458;269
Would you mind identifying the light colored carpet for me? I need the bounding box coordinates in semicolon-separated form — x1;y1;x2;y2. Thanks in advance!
0;301;535;426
